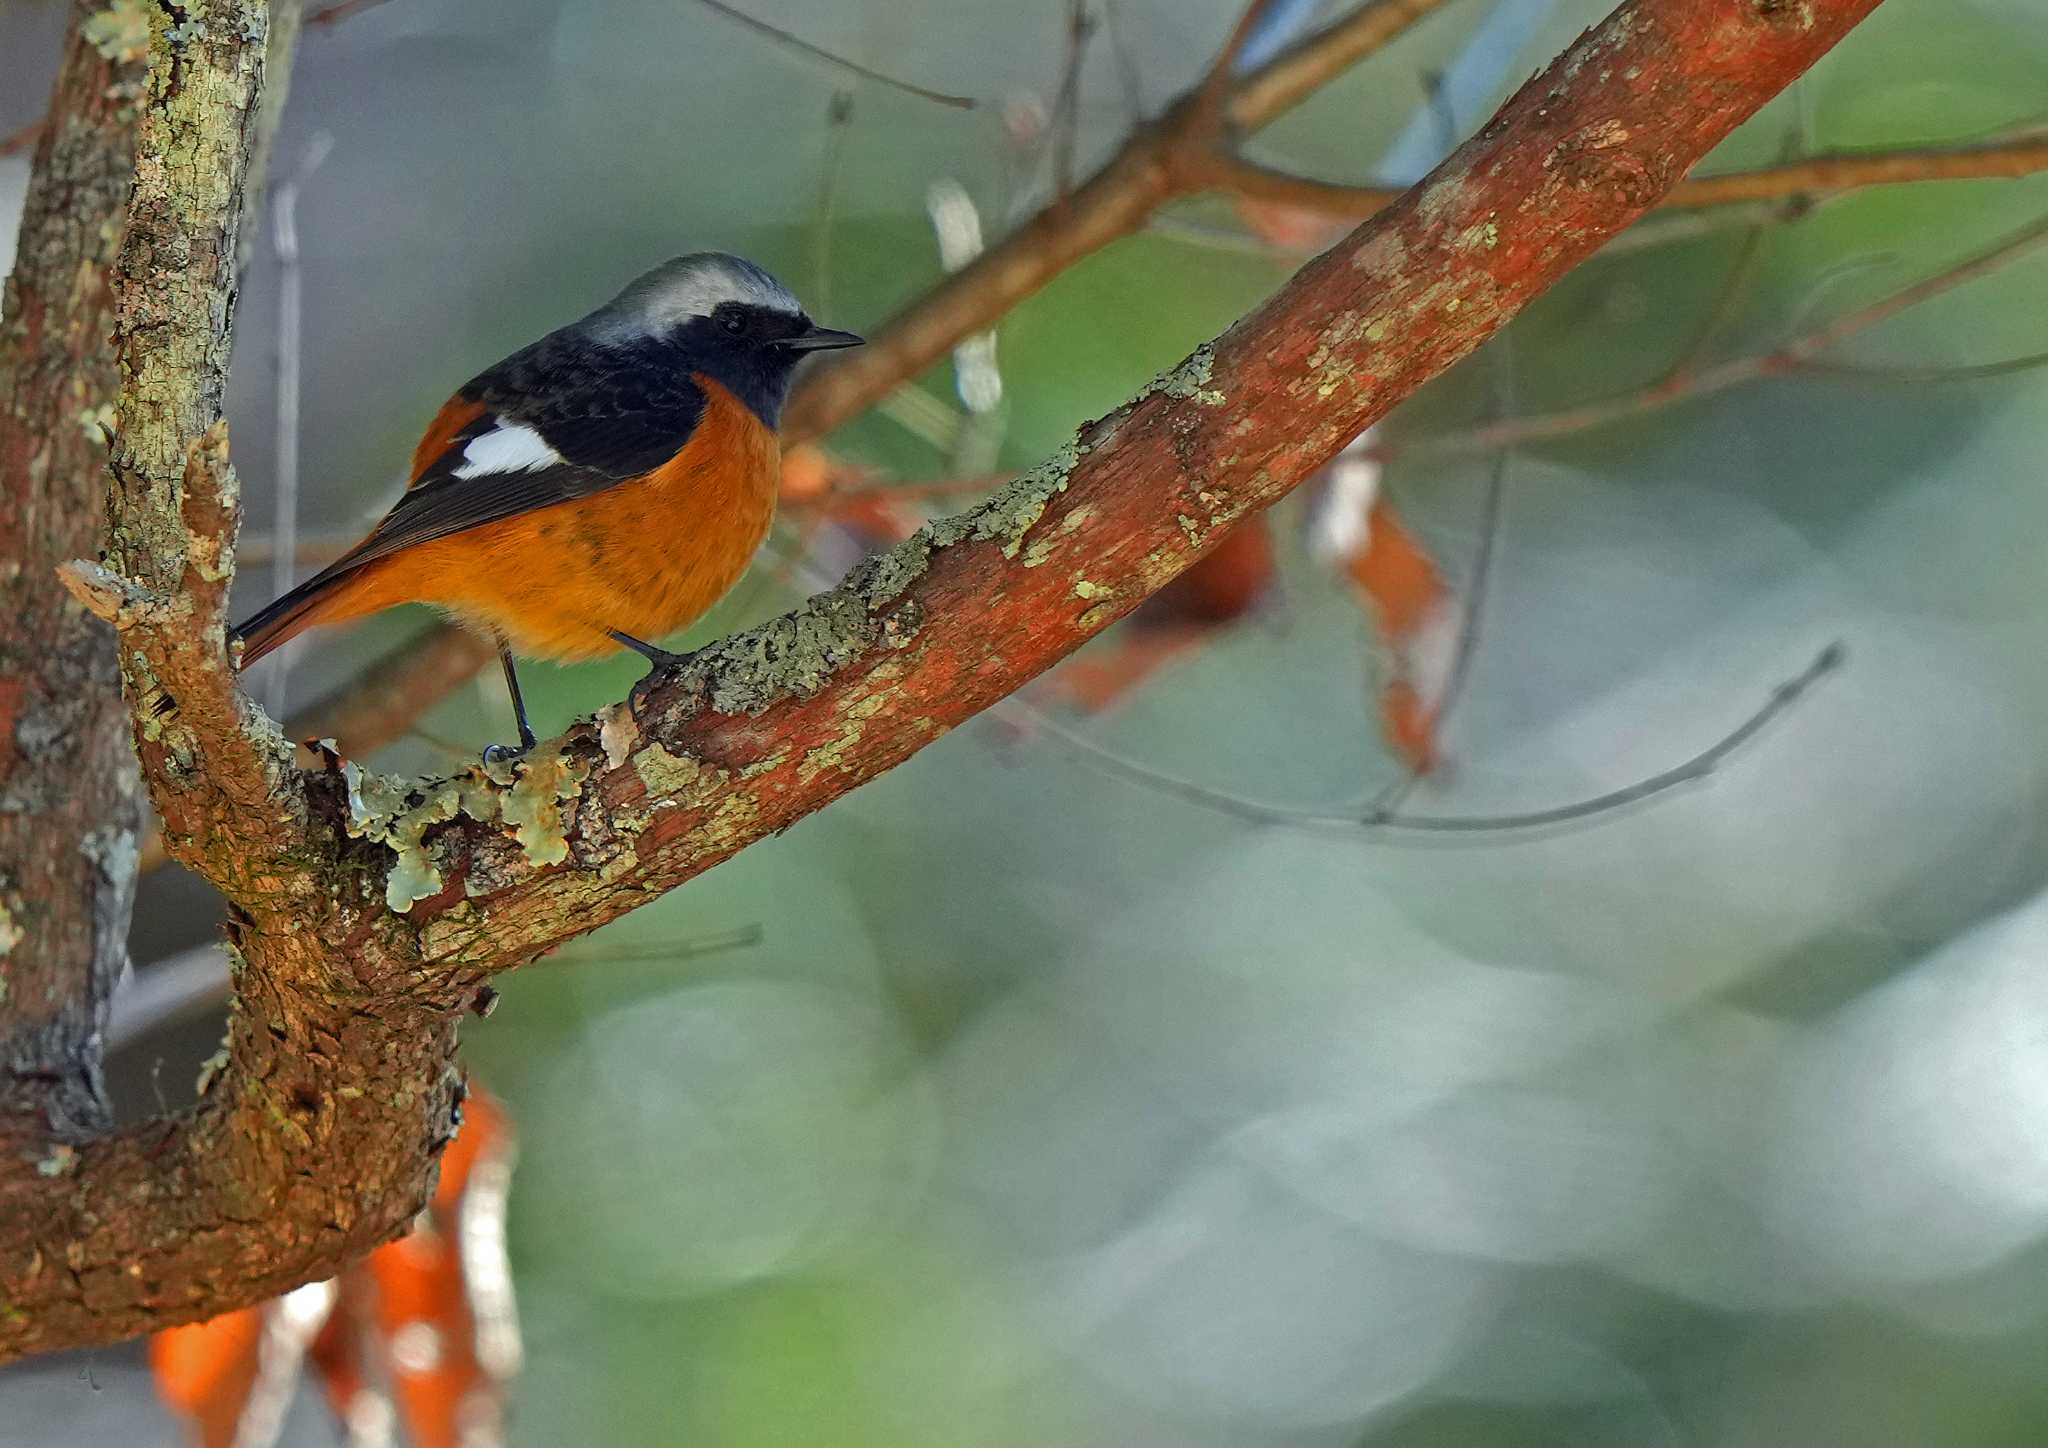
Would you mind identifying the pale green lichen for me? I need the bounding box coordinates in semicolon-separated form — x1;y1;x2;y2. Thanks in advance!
684;441;1084;716
797;694;890;787
0;900;19;960
1072;579;1111;602
1140;344;1226;407
1457;219;1501;251
84;1;150;63
343;763;491;912
497;740;591;867
633;742;706;798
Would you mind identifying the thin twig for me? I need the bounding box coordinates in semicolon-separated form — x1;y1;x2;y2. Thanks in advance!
1796;349;2048;383
1099;0;1149;121
1036;643;1844;837
1227;0;1465;131
1369;335;1518;817
1198;0;1285;121
0;118;43;158
690;0;975;109
809;92;856;315
263;132;333;720
1051;1;1098;205
1657;212;1771;387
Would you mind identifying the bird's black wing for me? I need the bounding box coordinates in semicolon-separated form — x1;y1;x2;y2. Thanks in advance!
316;330;708;575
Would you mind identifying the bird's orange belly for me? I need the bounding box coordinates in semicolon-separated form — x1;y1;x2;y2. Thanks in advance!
363;381;781;661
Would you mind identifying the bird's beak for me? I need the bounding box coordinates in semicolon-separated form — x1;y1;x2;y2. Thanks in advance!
784;325;865;353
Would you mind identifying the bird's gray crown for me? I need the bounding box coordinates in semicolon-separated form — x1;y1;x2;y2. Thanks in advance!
586;252;801;341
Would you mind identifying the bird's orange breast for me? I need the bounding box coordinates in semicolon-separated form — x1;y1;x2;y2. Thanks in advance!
351;376;780;661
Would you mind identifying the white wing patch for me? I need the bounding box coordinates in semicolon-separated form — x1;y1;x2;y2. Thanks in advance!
453;421;564;479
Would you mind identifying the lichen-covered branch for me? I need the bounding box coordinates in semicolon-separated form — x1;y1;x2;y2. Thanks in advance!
0;2;149;1151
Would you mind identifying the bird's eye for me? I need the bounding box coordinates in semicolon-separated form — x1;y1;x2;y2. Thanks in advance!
720;311;745;336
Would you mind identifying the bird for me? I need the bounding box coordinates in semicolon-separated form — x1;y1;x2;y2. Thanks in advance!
232;252;863;757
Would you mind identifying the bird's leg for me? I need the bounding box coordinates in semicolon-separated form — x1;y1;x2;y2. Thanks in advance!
608;630;689;671
483;644;539;764
610;630;690;712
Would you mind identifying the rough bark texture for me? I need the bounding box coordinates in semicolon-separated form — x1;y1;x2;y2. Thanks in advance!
0;2;148;1151
0;0;1886;1363
0;0;462;1363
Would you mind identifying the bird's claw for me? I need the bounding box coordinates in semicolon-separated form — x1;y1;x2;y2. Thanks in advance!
481;741;529;766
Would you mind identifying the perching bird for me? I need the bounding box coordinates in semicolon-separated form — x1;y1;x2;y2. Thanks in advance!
232;253;862;756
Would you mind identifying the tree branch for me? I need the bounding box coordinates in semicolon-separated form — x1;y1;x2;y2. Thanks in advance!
1191;133;2048;218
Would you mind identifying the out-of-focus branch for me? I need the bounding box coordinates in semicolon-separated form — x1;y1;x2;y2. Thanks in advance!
690;0;976;109
1191;133;2048;218
1377;208;2048;461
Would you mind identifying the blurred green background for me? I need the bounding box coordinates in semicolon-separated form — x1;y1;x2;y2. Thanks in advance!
5;0;2048;1442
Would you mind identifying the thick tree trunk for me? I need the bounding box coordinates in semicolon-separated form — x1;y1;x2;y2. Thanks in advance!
0;2;147;1149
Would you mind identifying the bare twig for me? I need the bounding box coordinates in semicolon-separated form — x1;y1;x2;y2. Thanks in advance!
1044;643;1844;836
690;0;976;109
262;132;334;719
809;92;856;314
1050;1;1098;204
1797;349;2048;383
0;118;42;159
1099;0;1149;121
1198;0;1286;121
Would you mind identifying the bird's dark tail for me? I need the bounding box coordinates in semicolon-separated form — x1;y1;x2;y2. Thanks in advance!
233;563;365;668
